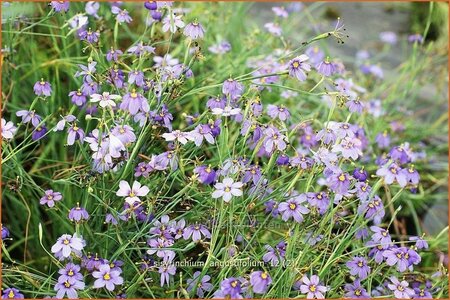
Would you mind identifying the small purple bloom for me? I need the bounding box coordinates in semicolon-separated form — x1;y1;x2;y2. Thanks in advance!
68;204;89;222
16;110;42;127
67;124;85;145
111;6;132;23
2;288;24;299
222;78;244;99
40;189;62;207
250;271;272;294
409;236;428;249
299;275;328;299
267;105;290;121
346;256;371;279
58;263;83;285
183;224;211;242
194;165;217;185
187;271;213;298
278;193;310;223
287;55;311;81
183;21;205;39
92;263;124;291
54;280;84;299
315;59;336;76
344;279;370;298
32;125;48;141
387;276;415;299
50;1;70;13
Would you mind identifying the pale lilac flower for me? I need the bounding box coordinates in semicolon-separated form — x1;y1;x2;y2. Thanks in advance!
408;33;424;44
67;124;85;145
264;22;282;36
162;13;185;33
128;70;145;86
331;137;362;160
158;252;176;287
344;279;370;298
90;92;121;108
116;180;149;205
40;189;62;207
346;99;364;114
1;118;17;140
189;124;215;146
272;6;288;18
162;130;191;145
57;263;83;285
120;90;148;115
75;61;97;79
376;163;407;187
208;40;231;54
250;271;272;294
287;55;311;81
33;79;52;96
68;205;89;222
50;1;69;13
212;106;241;117
267;105;290;121
128;42;155;56
278;193;310;223
187;271;213;298
222;78;244;99
305;46;325;64
51;234;85;259
183;224;211;242
92;263;124;291
315;60;336;76
106;48;123;62
212;177;243;202
387;276;415;299
111;6;132;23
380;31;398;45
85;1;100;18
153;54;179;68
346;256;371;279
375;132;390;148
16;110;42;127
409;236;428;249
183;21;205;39
299;275;328;299
263;127;287;152
54;280;85;299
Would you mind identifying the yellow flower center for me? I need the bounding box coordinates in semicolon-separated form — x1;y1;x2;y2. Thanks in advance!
129;192;136;197
289;203;297;210
261;272;268;279
338;174;346;181
103;273;111;280
225;187;231;192
231;280;238;288
355;289;361;296
63;239;70;245
68;270;74;276
309;285;316;292
292;61;300;68
64;281;71;288
7;291;15;298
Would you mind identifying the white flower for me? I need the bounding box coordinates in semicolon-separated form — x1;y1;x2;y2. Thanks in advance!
90;92;121;108
1;118;17;140
161;130;192;145
212;106;241;117
212;177;243;202
116;180;150;205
